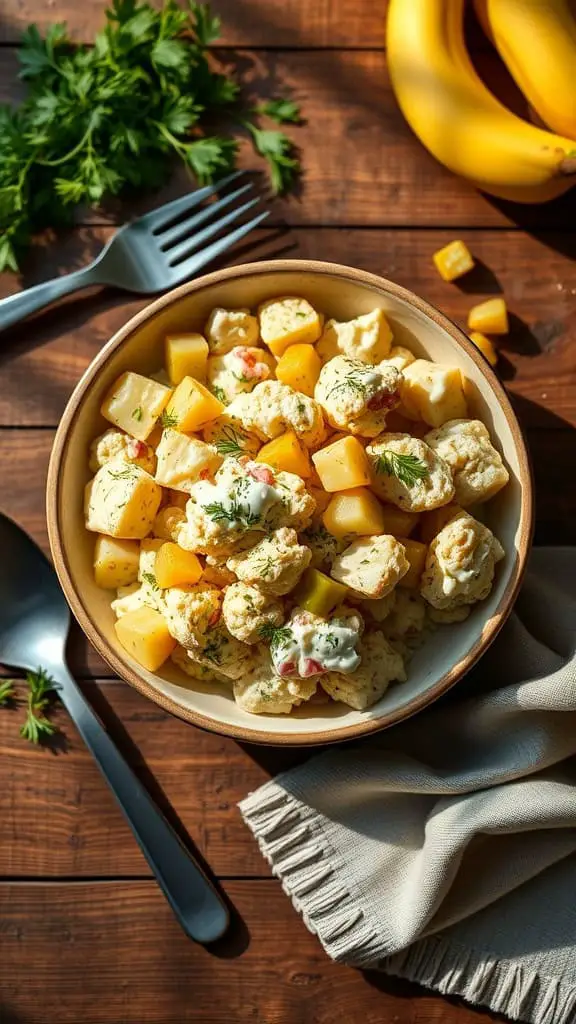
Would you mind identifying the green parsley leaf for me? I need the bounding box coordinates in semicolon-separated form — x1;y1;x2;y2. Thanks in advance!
0;680;15;705
132;406;143;421
142;571;159;591
244;124;299;194
256;98;301;124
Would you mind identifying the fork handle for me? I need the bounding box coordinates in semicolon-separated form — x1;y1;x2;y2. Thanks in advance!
0;263;103;332
53;661;229;944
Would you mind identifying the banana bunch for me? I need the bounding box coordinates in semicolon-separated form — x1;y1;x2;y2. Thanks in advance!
386;0;576;204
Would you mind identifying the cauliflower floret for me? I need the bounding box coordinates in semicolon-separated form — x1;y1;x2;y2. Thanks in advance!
258;297;322;354
421;513;505;611
233;650;317;714
316;309;393;365
299;520;348;569
379;346;415;372
227;381;326;449
366;432;455;512
158;583;222;648
178;457;315;557
227;527;311;596
360;589;397;623
154;429;222;493
331;535;409;598
383;590;426;640
424;419;509;508
205;307;259;355
321;630;406;709
89;429;156;475
202;555;237;588
111;583;157;618
201;415;261;458
222;582;284;643
314;356;402;437
171;644;230;684
207;346;276;403
152;505;187;542
268;608;364;678
185;624;255;680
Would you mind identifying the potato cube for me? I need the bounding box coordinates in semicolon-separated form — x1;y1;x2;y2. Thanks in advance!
401;360;468;427
433;240;474;282
101;372;172;441
258;296;322;357
94;536;140;589
323;487;386;538
312;436;371;492
398;538;427;589
164;376;224;433
155;428;222;492
85;462;162;539
155;543;203;588
380;506;420;538
469;331;498;367
275;343;322;397
165;334;209;385
115;607;176;671
468;298;509;335
308;485;332;515
419;503;465;544
256;430;312;479
292;568;348;618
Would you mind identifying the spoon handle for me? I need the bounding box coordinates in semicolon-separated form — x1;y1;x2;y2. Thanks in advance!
54;663;229;944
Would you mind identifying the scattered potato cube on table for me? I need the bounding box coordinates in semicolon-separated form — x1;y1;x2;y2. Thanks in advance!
401;360;468;427
433;240;474;282
331;534;409;597
115;607;176;671
101;372;172;441
275;343;322;396
165;334;209;385
205;308;259;354
398;538;427;588
258;296;322;357
323;487;386;538
312;436;371;492
85;462;163;539
292;567;349;618
154;543;203;589
164;376;224;432
154;428;222;491
469;331;498;366
468;298;508;335
94;535;140;589
256;430;312;478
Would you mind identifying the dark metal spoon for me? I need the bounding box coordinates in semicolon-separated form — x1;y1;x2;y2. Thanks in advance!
0;511;229;944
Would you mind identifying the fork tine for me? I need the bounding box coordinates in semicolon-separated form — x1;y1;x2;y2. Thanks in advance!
166;197;262;266
158;183;254;249
137;171;247;232
168;211;270;286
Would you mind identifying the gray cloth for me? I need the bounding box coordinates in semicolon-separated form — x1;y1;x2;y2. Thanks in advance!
240;548;576;1024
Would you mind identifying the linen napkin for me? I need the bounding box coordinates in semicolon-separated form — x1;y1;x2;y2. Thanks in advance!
240;547;576;1024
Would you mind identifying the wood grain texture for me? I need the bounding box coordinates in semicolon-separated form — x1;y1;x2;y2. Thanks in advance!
0;878;498;1024
1;49;576;230
1;228;575;428
0;679;292;878
0;0;487;48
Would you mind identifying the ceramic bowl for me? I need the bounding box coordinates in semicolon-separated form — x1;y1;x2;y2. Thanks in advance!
47;260;533;745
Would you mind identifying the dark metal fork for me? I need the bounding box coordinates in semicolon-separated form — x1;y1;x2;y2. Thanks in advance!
0;171;268;332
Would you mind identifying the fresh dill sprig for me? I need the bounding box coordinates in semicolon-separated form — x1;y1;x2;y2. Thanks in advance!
214;424;246;458
142;571;159;591
259;623;293;654
19;668;57;744
160;409;179;429
374;450;429;487
203;499;260;527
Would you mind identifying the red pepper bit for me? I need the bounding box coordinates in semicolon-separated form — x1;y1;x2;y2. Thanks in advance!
208;608;221;628
278;661;296;677
367;389;400;412
247;464;275;486
301;658;325;677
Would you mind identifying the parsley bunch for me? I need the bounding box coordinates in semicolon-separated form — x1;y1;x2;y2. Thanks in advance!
0;0;301;273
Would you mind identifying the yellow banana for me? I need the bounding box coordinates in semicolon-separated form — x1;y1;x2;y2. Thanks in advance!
386;0;576;204
474;0;576;140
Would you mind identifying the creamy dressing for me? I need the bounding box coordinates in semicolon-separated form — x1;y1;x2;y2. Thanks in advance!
272;612;361;677
194;470;282;531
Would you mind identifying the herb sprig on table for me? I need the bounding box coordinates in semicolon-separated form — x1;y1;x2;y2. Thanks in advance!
0;668;60;745
0;0;301;273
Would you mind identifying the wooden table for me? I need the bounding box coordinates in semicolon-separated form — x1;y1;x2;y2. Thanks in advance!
1;2;575;1021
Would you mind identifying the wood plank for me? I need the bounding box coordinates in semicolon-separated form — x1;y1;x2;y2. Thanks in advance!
0;0;487;49
0;878;497;1024
0;678;303;878
1;228;575;429
1;49;575;229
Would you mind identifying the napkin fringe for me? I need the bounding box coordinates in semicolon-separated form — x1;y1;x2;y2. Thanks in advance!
240;781;384;965
383;938;576;1024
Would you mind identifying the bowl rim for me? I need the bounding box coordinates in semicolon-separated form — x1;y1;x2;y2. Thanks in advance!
47;258;534;746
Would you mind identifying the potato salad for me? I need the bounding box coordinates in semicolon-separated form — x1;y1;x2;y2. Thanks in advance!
85;297;509;715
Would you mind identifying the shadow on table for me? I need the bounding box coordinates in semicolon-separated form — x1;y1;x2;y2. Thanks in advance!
362;970;510;1022
0;1007;28;1024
